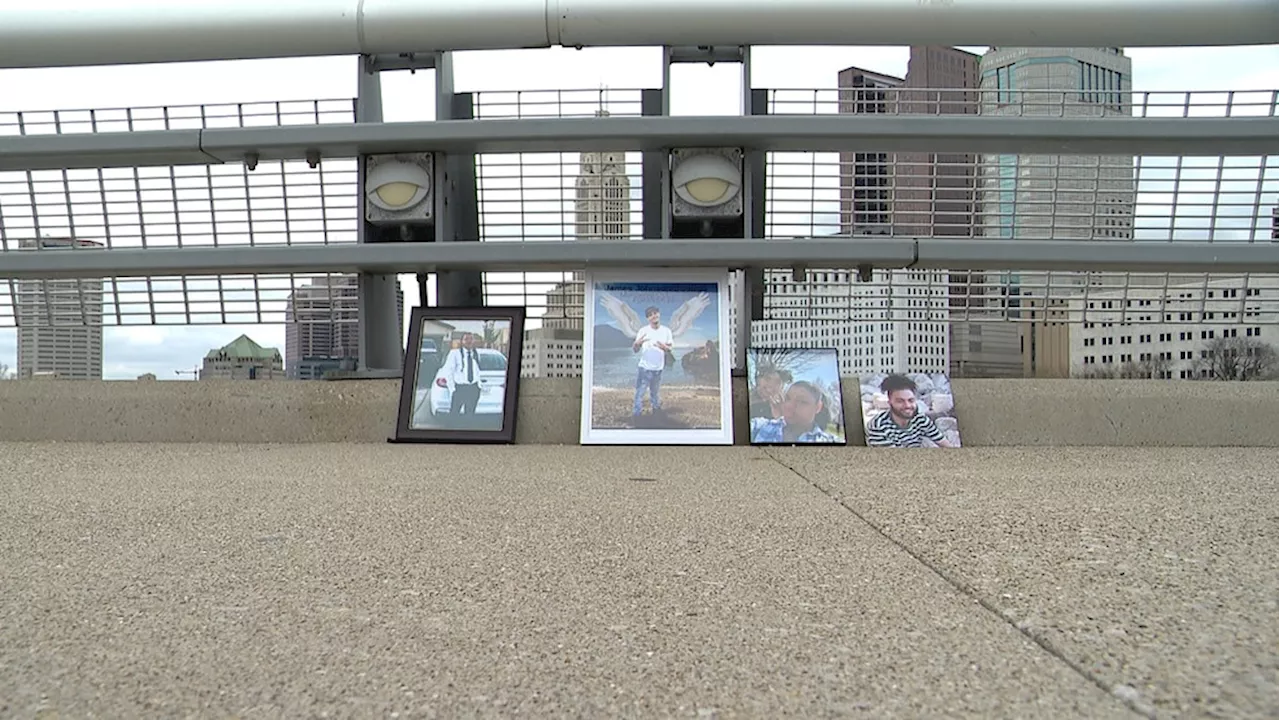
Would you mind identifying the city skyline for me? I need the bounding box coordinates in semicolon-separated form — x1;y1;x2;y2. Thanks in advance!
0;43;1275;379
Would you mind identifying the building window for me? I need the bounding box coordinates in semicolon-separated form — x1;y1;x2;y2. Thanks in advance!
1079;61;1123;111
994;64;1015;104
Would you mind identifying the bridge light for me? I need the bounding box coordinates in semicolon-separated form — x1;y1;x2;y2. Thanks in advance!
671;148;743;219
364;153;434;225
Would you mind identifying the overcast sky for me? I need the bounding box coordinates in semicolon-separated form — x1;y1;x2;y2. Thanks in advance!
1;44;1277;379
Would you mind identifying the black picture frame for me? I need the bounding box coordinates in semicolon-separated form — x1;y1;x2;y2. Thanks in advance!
390;305;526;445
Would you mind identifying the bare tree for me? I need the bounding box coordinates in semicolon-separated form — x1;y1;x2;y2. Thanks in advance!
1074;364;1118;380
1074;356;1171;380
1116;356;1172;380
1191;337;1279;381
0;362;11;380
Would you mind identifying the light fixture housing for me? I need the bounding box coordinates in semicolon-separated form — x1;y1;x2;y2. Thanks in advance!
670;147;743;219
364;152;435;225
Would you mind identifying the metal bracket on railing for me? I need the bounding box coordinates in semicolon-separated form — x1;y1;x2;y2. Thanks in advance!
665;45;746;66
364;53;438;74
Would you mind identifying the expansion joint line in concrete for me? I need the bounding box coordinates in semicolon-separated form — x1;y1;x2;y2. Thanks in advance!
761;449;1154;720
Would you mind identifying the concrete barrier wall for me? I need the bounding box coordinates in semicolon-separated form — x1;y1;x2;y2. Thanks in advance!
0;378;1274;447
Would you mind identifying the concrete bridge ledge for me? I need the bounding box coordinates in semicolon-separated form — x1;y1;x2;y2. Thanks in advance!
0;378;1273;447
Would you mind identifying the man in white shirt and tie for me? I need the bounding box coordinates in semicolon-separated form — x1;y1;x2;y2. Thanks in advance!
443;332;483;417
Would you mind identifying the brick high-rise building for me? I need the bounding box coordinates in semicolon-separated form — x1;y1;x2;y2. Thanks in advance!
837;47;980;237
833;48;1020;378
837;67;904;234
894;47;981;238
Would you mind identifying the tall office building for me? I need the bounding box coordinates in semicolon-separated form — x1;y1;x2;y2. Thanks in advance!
978;47;1135;242
284;274;404;379
895;47;981;237
975;47;1136;377
540;117;632;332
757;48;981;377
752;268;951;376
1068;276;1278;380
517;327;584;379
837;47;980;236
894;48;1025;378
574;146;632;244
523;112;632;377
14;237;104;379
837;67;904;235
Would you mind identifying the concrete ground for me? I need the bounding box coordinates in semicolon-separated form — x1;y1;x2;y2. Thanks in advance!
0;444;1275;719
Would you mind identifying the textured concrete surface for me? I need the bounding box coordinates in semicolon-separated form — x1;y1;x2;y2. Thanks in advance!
1;443;1275;718
773;446;1280;720
0;378;1275;447
948;380;1279;448
0;440;1172;712
0;378;399;444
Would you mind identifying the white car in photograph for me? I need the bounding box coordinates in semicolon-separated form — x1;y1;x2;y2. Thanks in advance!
419;348;509;417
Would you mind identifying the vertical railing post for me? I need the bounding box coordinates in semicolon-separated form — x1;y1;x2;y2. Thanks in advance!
434;51;485;308
356;56;405;375
659;45;756;374
744;84;769;368
640;88;665;241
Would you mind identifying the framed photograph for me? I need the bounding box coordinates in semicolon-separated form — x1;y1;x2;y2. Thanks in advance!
858;372;961;448
391;306;525;444
746;347;847;446
581;269;733;445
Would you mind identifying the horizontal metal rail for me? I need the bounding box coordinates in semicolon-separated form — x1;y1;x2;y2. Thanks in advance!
2;115;1275;172
1;0;1275;70
5;269;1275;330
5;88;1275;138
0;239;1272;280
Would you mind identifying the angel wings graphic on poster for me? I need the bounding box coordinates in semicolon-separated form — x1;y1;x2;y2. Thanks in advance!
596;290;712;345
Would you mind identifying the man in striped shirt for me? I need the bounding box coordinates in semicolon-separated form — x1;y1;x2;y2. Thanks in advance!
865;374;956;448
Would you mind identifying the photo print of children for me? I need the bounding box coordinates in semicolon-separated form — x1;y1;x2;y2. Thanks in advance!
581;270;734;446
858;372;960;448
746;347;846;445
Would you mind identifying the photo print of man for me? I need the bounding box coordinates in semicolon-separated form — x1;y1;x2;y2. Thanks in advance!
409;318;513;433
581;270;734;445
859;372;961;448
747;347;846;445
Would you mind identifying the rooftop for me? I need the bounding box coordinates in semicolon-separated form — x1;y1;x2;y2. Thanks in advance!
205;333;281;361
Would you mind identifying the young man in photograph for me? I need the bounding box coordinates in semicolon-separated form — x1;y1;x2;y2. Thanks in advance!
865;374;955;448
442;332;483;418
750;381;840;444
632;305;673;421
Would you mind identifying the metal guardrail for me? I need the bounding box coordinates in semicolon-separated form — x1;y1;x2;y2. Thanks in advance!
0;89;1277;331
7;266;1274;331
765;87;1280;119
3;89;1275;137
5;116;1271;172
